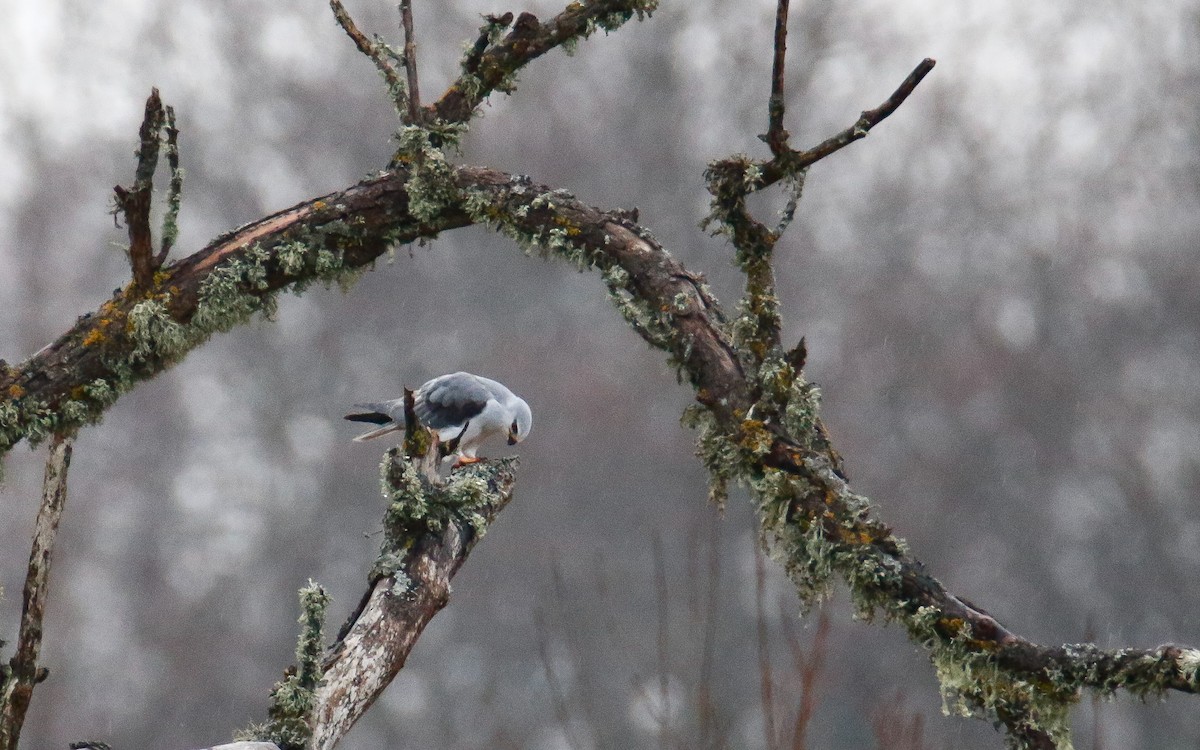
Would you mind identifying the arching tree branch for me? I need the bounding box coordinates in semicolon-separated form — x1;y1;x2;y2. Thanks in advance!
2;1;1194;747
3;153;1197;743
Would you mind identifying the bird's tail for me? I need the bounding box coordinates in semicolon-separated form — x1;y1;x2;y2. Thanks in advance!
351;423;404;442
345;404;402;442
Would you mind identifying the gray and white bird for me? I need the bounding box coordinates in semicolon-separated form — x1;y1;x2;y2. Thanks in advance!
344;372;533;465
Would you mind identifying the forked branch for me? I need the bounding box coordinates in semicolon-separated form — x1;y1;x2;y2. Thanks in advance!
112;89;168;289
329;0;409;114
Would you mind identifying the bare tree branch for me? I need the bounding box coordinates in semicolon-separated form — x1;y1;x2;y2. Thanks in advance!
793;57;937;170
0;434;73;750
765;57;936;184
399;0;422;123
765;0;791;157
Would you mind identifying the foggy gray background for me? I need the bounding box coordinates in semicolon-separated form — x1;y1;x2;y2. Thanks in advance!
2;0;1200;747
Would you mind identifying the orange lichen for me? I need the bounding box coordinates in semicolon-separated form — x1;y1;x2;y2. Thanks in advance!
552;215;582;235
8;384;25;399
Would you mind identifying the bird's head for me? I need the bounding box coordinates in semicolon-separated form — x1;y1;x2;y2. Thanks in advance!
507;398;533;445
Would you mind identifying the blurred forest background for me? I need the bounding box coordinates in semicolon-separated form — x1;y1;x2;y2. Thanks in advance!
3;0;1200;748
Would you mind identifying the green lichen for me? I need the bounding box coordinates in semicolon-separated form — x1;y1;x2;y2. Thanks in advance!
1177;649;1200;687
752;470;837;608
192;248;272;333
276;240;310;277
395;125;466;224
603;274;674;349
925;621;1076;749
128;298;189;363
681;404;743;508
585;2;659;36
0;397;55;451
238;580;330;750
379;450;514;539
370;549;413;596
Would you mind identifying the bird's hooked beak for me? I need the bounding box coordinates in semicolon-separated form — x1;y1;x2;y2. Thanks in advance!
507;432;519;446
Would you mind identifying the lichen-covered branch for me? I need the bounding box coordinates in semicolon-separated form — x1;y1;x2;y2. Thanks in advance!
310;454;517;750
435;167;1200;746
2;2;1192;742
238;583;331;750
5;159;1196;741
430;0;658;125
0;170;453;458
0;0;663;463
0;435;73;750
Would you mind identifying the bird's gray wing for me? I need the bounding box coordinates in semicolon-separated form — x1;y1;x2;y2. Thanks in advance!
415;373;491;430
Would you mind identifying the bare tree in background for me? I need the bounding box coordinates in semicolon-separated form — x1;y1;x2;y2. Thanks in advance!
1;2;1199;749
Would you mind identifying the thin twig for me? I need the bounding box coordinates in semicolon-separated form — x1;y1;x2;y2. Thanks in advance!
534;607;583;750
870;694;927;750
791;58;935;172
544;553;608;748
652;534;671;750
774;169;807;237
755;546;777;750
787;610;829;749
0;434;74;750
399;0;421;123
329;0;407;111
765;0;791;156
695;513;723;748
